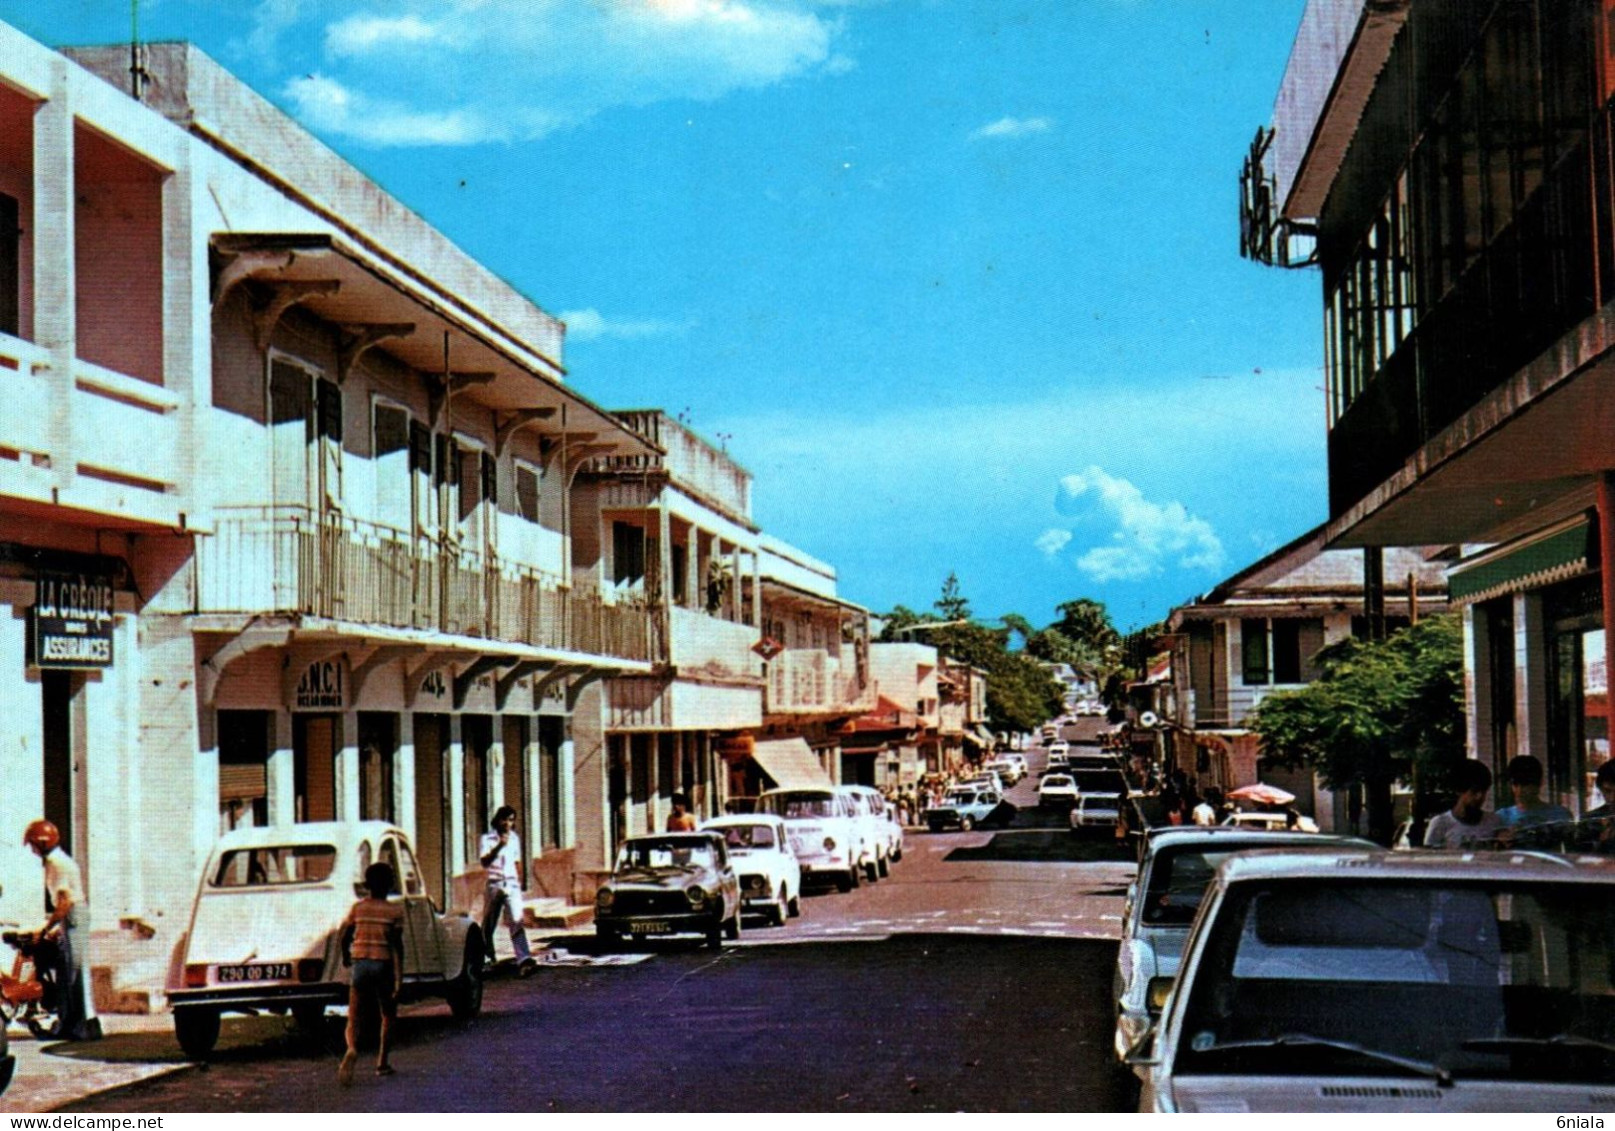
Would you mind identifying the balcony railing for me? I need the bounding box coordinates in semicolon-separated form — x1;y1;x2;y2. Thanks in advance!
0;335;183;521
764;649;877;715
198;506;651;661
667;604;760;680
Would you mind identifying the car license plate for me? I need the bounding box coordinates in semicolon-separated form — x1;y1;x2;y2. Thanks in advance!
628;921;672;934
216;962;293;983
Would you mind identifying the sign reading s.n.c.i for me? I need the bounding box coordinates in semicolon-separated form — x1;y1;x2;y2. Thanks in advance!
34;571;115;669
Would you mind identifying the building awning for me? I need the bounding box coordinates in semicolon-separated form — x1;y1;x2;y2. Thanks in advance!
962;725;996;749
1447;517;1593;605
752;736;832;790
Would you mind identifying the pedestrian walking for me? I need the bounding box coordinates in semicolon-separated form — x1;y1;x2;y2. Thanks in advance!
24;819;100;1041
338;861;404;1084
479;806;538;976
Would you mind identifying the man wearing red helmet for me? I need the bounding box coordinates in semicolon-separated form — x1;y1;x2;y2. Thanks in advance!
24;820;99;1041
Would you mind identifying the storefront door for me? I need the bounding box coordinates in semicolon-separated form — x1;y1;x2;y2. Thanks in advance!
293;714;338;823
413;714;450;908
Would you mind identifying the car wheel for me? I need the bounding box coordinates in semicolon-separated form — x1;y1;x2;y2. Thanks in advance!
876;851;890;878
891;844;903;862
787;889;802;918
863;857;879;883
447;939;485;1021
959;816;975;832
595;923;619;948
848;862;861;889
174;1006;221;1059
724;909;742;941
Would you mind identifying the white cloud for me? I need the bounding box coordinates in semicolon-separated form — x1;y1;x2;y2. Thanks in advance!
254;0;861;146
284;74;500;147
1049;466;1224;583
1035;528;1073;557
970;115;1054;141
325;15;443;57
560;308;690;343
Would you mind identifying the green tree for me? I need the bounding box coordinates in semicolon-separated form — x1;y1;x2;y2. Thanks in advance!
877;604;926;642
1250;613;1466;844
935;572;971;621
1052;598;1122;659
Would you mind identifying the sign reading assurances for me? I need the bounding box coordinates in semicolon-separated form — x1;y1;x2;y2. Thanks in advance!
293;657;348;711
34;571;115;669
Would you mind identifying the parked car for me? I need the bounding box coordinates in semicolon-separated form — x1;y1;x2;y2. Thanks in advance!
1046;741;1070;761
925;786;1015;832
1070;792;1124;833
1132;848;1615;1112
1113;827;1375;1070
963;770;1008;795
839;784;897;878
987;757;1023;785
701;815;802;926
1037;774;1079;807
1221;811;1320;833
1072;767;1132;799
167;821;484;1059
595;832;742;948
759;787;864;892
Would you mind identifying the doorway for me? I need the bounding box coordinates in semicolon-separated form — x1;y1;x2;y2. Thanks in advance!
293;714;339;822
41;670;78;857
413;714;450;908
462;714;493;860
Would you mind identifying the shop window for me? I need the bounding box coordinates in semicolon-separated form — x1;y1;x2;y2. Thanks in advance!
219;710;271;833
1272;620;1303;684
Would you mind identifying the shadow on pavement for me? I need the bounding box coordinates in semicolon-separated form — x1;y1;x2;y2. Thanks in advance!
944;829;1135;864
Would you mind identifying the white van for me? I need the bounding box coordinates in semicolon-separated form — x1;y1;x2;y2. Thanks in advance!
758;788;865;893
839;785;899;877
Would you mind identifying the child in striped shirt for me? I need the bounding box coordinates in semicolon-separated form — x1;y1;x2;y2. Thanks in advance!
338;862;405;1085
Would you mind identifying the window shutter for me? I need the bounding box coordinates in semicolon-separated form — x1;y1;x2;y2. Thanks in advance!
409;421;432;474
481;451;498;505
316;380;343;442
435;434;459;486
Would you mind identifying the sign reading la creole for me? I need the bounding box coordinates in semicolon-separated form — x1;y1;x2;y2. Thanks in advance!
34;570;115;669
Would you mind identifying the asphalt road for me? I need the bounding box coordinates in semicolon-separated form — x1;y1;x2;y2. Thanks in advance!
67;727;1141;1113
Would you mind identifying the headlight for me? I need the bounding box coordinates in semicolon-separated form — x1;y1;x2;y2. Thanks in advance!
748;876;767;893
686;886;706;909
823;837;836;851
596;887;614;910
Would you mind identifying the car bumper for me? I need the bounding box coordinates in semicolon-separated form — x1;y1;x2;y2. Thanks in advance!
168;982;346;1011
596;912;722;937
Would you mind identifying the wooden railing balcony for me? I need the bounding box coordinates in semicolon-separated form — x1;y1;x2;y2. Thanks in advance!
198;506;652;661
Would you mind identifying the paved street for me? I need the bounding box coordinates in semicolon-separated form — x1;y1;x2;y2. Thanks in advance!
55;739;1142;1112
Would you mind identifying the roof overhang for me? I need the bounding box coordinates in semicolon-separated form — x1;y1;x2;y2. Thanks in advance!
1273;0;1411;223
757;574;868;616
211;233;658;461
1325;347;1615;549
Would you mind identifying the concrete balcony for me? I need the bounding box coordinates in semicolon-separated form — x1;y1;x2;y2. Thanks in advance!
667;604;760;680
765;648;876;716
0;333;186;528
197;505;652;661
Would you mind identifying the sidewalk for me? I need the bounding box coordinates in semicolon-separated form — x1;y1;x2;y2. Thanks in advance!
2;1014;186;1114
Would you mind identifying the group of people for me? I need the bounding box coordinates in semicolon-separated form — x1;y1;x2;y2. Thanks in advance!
1423;754;1615;852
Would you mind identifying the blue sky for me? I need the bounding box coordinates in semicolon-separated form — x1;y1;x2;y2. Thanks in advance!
5;0;1322;631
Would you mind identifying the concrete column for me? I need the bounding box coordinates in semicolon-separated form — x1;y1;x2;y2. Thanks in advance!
338;709;360;822
1515;592;1550;771
162;161;199;509
524;721;540;857
447;714;466;876
0;602;43;933
268;708;295;826
568;687;604;867
1599;472;1615;750
647;732;661;832
396;718;417;847
1463;605;1492;768
34;59;74;492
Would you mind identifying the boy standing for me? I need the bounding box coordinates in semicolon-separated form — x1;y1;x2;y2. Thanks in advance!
1424;760;1504;849
338;862;404;1085
479;806;537;976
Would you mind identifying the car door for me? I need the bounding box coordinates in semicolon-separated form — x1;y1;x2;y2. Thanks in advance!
381;836;441;978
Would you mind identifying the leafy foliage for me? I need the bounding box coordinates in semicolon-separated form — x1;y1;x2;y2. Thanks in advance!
1250;614;1467;839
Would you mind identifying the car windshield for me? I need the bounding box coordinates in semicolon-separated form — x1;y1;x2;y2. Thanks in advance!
617;840;716;871
1174;879;1615;1083
1142;844;1272;926
760;792;837;819
945;790;980;805
1042;776;1073;789
717;825;775;850
1073;770;1126;792
212;845;338;887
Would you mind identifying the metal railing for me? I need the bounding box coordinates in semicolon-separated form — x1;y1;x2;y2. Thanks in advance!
198;506;652;661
